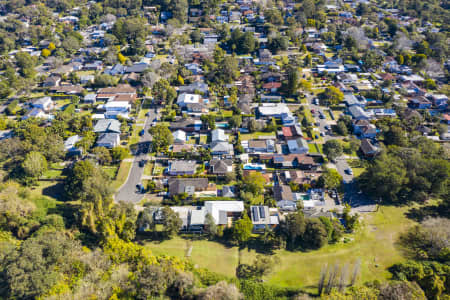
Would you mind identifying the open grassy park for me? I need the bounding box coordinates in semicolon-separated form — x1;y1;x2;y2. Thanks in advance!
145;205;416;293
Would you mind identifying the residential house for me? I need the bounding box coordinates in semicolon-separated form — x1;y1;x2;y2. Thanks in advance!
168;178;209;196
344;94;366;107
103;101;131;119
22;108;50;120
172;130;186;144
220;186;236;198
211;129;228;142
353;120;377;139
246;139;275;153
348;106;370;120
93;119;121;133
125;62;148;73
169;118;202;132
51;85;85;95
177;93;201;108
96;133;120;148
178;82;209;94
42;76;61;87
274;185;294;202
258;103;291;118
168;160;197;176
80;75;95;84
204;201;244;226
210;141;234;156
84;93;97;104
281;125;303;140
250;206;279;232
429;94;448;109
409;96;432;109
287;138;309;154
64;135;82;156
209;158;233;175
360;138;379;157
32;97;54;112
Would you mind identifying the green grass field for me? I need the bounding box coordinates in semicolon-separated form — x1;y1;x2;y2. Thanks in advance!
240;131;276;140
112;161;132;190
144;205;415;292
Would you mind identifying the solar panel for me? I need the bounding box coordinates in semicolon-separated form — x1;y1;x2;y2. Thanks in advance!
259;206;265;219
252;207;259;222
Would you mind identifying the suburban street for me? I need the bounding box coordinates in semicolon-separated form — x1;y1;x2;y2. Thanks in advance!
115;108;157;203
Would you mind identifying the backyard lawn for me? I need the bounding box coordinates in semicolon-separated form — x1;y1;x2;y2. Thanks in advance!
144;205;415;292
240;131;276;140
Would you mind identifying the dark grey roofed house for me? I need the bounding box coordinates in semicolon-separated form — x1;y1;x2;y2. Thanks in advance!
273;185;294;202
125;62;149;73
168;160;197;176
360;138;379;157
221;186;236;197
348;106;369;120
168;178;209;196
96;133;120;148
178;82;209;94
210;159;233;175
93;119;121;133
43;75;61;87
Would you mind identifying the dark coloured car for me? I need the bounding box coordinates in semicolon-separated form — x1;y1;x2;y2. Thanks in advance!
139;160;146;167
139;129;145;136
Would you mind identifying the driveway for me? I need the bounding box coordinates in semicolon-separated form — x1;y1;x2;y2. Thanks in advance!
335;157;376;212
115;108;157;203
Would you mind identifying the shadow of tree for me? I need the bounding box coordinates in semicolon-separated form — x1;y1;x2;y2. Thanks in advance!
405;203;449;222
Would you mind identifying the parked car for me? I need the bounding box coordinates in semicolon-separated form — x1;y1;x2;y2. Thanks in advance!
139;160;146;167
139;129;145;136
345;168;353;175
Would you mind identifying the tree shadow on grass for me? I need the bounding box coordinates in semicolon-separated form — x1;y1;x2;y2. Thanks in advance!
405;202;449;222
41;181;65;201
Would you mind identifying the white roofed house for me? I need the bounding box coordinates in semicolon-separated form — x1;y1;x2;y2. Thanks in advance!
287;138;309;154
168;160;197;176
258;103;291;118
210;141;234;156
211;129;228;142
177;93;201;108
32;96;54;112
64;135;82;156
204;201;244;226
103;101;131;119
172;130;186;144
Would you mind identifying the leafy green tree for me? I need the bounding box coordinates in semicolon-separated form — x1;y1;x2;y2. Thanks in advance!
318;168;342;190
303;219;328;249
286;66;299;96
111;147;129;162
277;211;306;248
2;232;83;299
204;212;217;239
22;151;47;180
231;213;252;245
320;87;344;105
149;124;173;152
323;140;343;161
242;172;266;195
160;207;182;238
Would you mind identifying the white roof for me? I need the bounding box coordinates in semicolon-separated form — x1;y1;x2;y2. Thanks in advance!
211;129;227;142
173;130;186;140
104;101;130;108
258;103;290;116
204;201;244;224
177;93;201;104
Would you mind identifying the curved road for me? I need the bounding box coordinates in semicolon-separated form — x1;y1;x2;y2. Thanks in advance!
115;109;157;203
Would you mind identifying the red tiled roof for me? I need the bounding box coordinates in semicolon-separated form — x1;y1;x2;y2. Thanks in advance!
263;82;281;89
282;126;294;137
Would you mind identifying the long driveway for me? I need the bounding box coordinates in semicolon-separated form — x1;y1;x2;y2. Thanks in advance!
115;109;156;203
